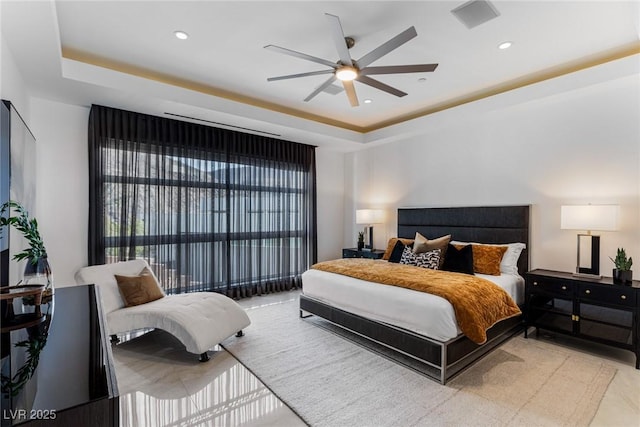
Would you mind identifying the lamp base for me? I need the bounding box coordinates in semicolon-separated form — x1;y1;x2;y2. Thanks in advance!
575;234;601;277
364;225;374;251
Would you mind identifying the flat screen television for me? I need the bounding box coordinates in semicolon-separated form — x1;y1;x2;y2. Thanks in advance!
1;100;10;287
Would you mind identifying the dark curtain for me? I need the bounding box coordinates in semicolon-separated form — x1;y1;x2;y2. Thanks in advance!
88;105;317;298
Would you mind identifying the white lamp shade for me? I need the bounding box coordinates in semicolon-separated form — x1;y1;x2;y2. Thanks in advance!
560;205;620;231
356;209;385;224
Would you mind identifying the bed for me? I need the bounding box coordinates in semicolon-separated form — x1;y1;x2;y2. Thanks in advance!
299;205;530;384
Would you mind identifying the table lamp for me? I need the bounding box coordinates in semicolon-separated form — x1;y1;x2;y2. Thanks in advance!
356;209;384;250
560;205;619;278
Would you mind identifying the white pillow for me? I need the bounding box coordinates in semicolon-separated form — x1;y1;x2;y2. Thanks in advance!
450;241;525;275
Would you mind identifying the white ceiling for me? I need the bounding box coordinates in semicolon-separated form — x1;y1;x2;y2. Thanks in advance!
1;0;639;149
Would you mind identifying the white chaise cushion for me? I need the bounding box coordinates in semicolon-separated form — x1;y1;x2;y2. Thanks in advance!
75;260;251;355
107;292;251;354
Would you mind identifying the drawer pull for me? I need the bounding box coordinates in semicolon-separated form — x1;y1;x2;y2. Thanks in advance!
561;286;567;290
585;290;591;294
621;295;627;300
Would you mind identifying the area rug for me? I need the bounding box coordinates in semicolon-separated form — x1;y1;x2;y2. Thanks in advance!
222;298;617;427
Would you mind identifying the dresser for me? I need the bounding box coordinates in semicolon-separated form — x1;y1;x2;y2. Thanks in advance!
1;285;118;426
524;269;639;369
342;248;385;259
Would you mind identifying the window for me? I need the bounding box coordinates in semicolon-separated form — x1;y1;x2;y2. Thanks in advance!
89;105;316;297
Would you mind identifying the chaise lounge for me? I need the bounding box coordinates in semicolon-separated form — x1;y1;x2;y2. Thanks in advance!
75;259;251;362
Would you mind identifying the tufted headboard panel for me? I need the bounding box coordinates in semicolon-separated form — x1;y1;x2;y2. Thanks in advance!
397;206;530;276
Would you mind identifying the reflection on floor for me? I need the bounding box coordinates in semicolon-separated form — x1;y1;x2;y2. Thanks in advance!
113;289;639;427
113;292;305;427
116;346;303;426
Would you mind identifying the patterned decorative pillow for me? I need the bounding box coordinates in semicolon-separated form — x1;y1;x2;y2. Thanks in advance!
400;246;441;270
412;232;451;268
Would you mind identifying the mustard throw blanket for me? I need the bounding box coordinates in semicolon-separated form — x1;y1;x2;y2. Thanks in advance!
311;258;521;344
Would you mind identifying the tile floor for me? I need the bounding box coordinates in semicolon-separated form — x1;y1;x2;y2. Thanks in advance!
114;291;305;427
113;290;640;427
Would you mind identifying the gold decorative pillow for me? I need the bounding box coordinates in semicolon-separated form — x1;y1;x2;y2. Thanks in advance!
413;233;451;268
115;267;165;307
454;244;507;276
382;237;414;260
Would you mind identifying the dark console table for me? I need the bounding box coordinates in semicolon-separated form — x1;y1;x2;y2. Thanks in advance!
525;269;639;369
1;285;118;426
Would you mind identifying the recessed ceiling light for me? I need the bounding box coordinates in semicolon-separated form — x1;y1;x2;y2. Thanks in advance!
174;30;189;40
498;41;512;50
363;99;372;104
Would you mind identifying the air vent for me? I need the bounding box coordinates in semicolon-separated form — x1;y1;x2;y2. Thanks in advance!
164;113;281;137
322;84;344;95
451;0;500;29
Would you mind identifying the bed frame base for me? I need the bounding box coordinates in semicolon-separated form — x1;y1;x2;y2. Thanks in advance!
299;294;522;384
300;205;529;384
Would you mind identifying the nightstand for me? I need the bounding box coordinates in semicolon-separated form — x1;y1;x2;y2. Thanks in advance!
525;269;639;369
342;248;385;259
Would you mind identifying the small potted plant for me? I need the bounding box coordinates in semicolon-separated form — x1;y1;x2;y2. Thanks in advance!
609;247;633;284
0;201;53;298
357;231;365;251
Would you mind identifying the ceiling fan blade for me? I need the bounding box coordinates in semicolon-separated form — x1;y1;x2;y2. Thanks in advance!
356;75;407;97
264;45;338;69
304;75;337;102
325;13;353;66
267;70;335;82
356;26;418;69
360;64;438;75
342;80;359;107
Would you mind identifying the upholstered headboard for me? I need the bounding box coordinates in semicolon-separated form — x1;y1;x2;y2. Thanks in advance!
397;205;530;276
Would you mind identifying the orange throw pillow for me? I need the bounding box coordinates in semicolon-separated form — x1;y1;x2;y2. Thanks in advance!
453;244;507;276
115;267;165;307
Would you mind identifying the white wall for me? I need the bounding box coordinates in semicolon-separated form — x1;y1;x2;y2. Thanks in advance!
316;147;346;261
348;71;640;274
30;98;89;287
0;35;30;121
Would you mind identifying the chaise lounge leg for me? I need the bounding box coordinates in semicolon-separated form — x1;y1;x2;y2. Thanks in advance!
199;352;210;362
236;330;244;337
110;335;120;344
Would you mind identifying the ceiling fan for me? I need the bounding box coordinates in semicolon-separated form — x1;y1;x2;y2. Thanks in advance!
265;13;438;107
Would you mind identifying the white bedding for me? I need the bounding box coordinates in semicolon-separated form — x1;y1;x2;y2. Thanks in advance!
301;268;524;342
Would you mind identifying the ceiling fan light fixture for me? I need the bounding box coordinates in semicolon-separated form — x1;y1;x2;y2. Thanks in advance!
174;30;189;40
265;13;438;105
336;66;358;81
